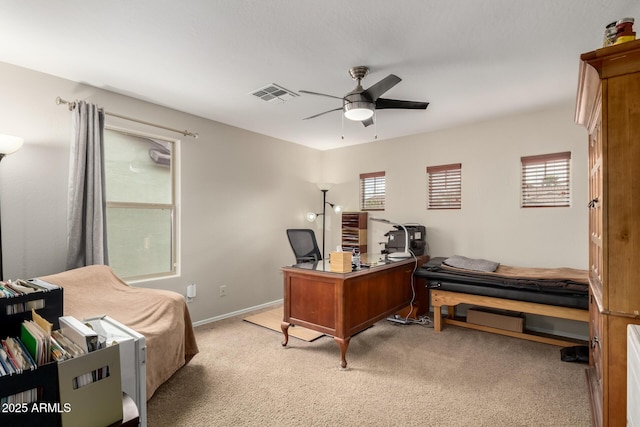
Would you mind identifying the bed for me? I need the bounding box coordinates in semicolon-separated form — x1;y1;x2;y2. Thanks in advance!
39;265;199;400
415;256;590;346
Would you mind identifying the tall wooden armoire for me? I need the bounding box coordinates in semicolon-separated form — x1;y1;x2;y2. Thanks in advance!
575;39;640;426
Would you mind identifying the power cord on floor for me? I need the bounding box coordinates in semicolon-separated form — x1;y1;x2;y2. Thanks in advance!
386;251;434;328
387;314;434;328
410;315;434;327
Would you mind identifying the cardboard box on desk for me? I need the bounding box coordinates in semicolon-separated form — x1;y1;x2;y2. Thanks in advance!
57;344;123;427
330;252;352;273
467;307;524;333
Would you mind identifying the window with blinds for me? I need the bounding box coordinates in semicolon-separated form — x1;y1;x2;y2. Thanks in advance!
360;171;385;211
427;163;462;209
521;151;571;208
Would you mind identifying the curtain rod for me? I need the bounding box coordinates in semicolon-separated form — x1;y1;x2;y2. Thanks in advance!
55;96;198;139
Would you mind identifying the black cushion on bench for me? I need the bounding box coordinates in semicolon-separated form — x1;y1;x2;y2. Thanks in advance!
415;257;589;310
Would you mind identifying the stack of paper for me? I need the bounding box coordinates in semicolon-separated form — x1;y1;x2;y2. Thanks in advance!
56;316;108;389
0;278;59;297
0;336;37;374
1;279;59;315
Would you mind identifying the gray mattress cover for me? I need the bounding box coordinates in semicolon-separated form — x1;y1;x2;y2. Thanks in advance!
415;257;589;309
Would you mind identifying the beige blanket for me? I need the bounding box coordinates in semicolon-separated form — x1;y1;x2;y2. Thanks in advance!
40;265;199;400
443;263;589;283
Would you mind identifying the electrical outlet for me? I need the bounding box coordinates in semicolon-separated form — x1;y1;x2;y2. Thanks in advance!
219;285;227;297
187;284;197;300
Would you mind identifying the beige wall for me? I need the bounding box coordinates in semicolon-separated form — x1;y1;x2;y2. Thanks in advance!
0;61;588;337
0;61;321;324
322;102;588;269
319;103;589;339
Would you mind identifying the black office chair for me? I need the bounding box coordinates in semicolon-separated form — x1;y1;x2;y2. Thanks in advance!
286;229;322;264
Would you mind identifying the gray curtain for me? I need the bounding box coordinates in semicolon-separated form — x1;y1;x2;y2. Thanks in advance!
66;101;109;269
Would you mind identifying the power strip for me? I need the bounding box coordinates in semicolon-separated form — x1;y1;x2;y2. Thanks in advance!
386;315;409;325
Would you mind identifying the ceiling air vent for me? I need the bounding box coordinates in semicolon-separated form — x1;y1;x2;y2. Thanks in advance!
250;84;299;103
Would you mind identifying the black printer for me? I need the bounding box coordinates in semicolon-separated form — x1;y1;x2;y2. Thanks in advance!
383;224;427;256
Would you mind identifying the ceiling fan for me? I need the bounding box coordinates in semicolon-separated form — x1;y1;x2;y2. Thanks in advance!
300;66;429;127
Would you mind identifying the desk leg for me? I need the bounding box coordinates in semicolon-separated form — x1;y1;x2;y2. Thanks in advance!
334;337;350;369
281;322;290;347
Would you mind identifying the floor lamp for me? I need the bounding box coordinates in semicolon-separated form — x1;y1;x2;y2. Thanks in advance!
0;134;24;281
306;187;342;260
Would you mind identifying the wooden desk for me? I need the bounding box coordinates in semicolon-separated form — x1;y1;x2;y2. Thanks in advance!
281;254;428;368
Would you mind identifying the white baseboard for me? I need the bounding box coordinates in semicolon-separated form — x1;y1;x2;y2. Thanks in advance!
192;299;283;327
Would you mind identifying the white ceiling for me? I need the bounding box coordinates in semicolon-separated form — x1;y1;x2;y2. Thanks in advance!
1;1;638;150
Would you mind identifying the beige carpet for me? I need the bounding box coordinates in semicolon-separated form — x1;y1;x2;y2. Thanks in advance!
243;306;324;341
147;306;591;426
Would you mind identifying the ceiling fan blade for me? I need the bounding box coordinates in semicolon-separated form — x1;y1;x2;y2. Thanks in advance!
299;90;344;101
361;117;375;127
364;74;401;101
375;98;429;110
303;107;343;120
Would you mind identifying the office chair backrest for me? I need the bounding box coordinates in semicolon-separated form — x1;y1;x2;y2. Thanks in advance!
286;229;322;263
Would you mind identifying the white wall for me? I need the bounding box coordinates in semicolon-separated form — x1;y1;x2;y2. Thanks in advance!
0;61;321;323
322;102;589;270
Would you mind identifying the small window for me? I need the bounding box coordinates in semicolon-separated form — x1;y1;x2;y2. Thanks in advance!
360;171;385;211
521;152;571;208
427;163;462;209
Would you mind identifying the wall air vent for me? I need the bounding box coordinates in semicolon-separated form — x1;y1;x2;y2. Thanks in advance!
250;84;299;103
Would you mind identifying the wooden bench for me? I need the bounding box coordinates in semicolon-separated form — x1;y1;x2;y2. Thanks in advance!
431;288;589;347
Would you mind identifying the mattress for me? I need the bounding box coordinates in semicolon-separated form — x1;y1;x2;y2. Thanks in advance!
416;257;589;309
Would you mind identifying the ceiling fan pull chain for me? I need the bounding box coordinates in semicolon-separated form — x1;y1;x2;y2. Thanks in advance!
341;111;345;140
374;112;378;139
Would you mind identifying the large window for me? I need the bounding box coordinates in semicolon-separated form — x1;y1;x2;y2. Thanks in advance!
104;129;177;279
521;152;571;208
360;171;385;211
427;163;462;209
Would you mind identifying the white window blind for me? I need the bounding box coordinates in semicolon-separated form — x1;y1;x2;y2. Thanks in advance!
360;171;385;211
521;151;571;208
427;163;462;209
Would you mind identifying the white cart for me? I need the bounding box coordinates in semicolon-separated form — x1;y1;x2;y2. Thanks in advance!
84;315;147;427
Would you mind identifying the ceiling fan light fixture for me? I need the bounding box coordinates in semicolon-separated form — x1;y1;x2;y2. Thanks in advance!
302;66;428;126
344;101;374;121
